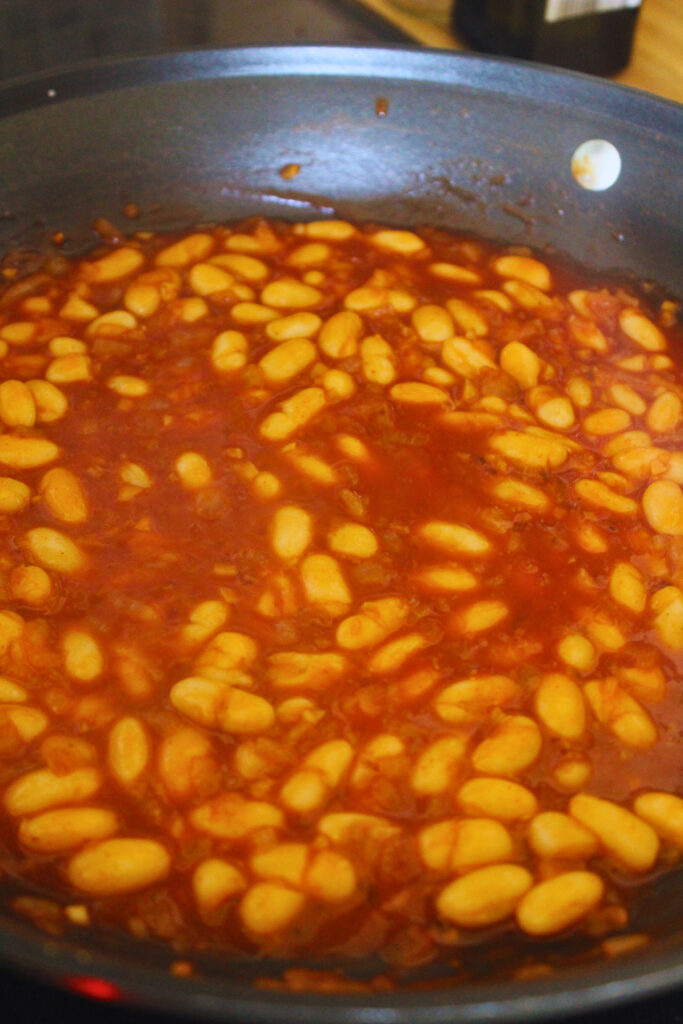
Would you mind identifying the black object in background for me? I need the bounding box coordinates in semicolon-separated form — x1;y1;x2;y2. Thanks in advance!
453;0;642;75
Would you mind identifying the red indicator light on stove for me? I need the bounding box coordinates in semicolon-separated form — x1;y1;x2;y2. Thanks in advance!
65;975;122;1002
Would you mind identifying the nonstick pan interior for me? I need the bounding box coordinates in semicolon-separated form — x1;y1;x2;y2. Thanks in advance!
0;45;680;297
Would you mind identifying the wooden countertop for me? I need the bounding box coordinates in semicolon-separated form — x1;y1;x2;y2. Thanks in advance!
357;0;683;105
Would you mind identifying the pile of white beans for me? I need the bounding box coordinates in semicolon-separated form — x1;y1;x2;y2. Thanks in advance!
0;218;681;966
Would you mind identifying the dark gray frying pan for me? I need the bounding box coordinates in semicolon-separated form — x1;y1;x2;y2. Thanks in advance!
0;44;681;1022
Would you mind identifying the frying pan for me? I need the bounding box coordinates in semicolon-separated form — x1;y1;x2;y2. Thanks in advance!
0;44;681;1022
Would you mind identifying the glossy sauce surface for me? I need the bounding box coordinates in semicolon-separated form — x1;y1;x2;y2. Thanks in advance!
0;219;681;970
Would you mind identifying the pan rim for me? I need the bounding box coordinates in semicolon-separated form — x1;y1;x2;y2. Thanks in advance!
0;43;680;133
0;909;682;1021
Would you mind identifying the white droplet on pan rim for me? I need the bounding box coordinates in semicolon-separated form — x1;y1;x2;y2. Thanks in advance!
571;139;622;191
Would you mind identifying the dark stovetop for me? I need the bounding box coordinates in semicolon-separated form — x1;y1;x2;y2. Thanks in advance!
0;955;681;1024
0;0;409;81
0;1;680;1021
